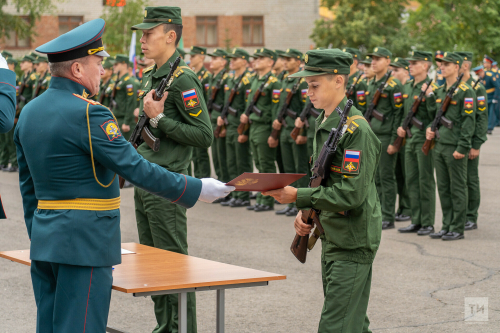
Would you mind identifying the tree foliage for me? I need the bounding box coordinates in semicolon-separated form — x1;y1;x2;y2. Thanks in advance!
0;0;56;41
100;0;148;56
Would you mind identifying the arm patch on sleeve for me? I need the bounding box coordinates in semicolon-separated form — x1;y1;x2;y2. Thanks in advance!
100;119;122;141
341;150;361;174
182;89;200;110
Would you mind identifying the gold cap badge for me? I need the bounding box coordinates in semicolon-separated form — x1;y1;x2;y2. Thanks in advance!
305;54;308;63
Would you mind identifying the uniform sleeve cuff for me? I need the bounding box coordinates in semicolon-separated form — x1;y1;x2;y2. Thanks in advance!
456;145;469;155
173;175;202;208
471;141;483;150
296;188;314;210
157;116;173;135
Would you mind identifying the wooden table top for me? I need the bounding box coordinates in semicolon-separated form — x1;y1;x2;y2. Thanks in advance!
0;242;286;293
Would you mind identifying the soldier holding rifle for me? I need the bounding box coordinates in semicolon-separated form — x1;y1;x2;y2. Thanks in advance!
263;49;382;333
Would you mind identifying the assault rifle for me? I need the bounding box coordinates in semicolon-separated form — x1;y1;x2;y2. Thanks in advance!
119;57;181;188
206;69;227;115
215;73;244;139
364;70;392;124
421;73;464;155
237;72;272;135
290;100;354;264
290;100;320;141
346;72;363;98
270;79;301;140
392;78;433;152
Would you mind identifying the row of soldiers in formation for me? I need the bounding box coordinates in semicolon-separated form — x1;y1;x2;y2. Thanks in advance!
2;44;490;239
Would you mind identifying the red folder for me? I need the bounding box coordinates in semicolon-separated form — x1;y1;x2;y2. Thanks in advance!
226;173;306;192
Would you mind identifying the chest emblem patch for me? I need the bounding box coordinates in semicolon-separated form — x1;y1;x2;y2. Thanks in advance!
182;89;200;110
101;120;122;141
342;150;361;174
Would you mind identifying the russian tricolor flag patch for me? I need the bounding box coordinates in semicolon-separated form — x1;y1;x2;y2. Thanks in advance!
342;150;361;174
464;97;474;109
182;89;200;110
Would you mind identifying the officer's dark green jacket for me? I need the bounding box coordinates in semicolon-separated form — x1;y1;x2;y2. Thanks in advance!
138;51;213;172
481;70;499;100
433;81;476;154
347;70;368;113
209;70;230;123
112;72;136;125
225;69;253;129
401;76;437;143
296;98;382;264
0;68;16;132
14;76;202;267
367;75;404;142
275;76;308;128
197;66;212;100
466;77;488;150
31;71;51;99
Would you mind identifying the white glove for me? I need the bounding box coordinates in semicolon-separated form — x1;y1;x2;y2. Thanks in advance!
199;178;235;203
0;54;7;69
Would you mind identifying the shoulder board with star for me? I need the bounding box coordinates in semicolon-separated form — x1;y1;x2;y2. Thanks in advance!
459;82;469;91
283;73;289;80
143;65;154;74
387;77;397;88
474;83;482;91
203;71;210;79
300;78;306;84
30;73;37;81
242;76;250;85
72;93;102;106
223;73;229;80
124;76;130;82
267;76;278;84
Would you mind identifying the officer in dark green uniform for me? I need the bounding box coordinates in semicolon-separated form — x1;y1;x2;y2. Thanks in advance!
14;18;232;333
482;55;499;134
207;48;231;201
367;47;404;230
189;46;212;178
241;48;282;212
111;54;137;140
31;56;51;99
270;48;308;216
427;52;475;241
456;52;488;231
0;53;16;170
434;51;446;86
343;47;368;113
389;57;412;221
131;7;214;332
397;51;437;235
263;48;382;333
217;48;254;207
96;57;115;107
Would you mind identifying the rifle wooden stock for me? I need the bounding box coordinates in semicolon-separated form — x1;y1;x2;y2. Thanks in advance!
236;72;272;135
346;72;363;98
237;122;249;135
392;136;405;152
290;209;320;264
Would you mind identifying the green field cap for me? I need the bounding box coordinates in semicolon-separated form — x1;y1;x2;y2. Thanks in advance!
1;51;13;60
455;51;474;62
115;54;129;64
342;47;361;60
253;48;277;60
103;57;114;69
436;51;463;66
189;46;207;55
228;48;250;60
406;50;433;62
360;55;372;65
132;6;182;30
288;48;353;78
390;57;409;70
283;48;303;60
275;50;286;58
21;55;35;63
33;56;48;64
207;48;229;59
367;47;392;59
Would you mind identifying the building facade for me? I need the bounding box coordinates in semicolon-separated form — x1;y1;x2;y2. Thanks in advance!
1;0;319;57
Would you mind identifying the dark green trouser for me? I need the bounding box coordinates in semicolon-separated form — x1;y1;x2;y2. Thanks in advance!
307;137;314;178
280;129;309;208
405;140;435;227
226;128;252;201
434;143;468;234
467;155;480;224
374;135;397;223
211;122;230;183
395;149;411;216
319;259;372;333
192;147;211;178
0;132;9;165
6;126;17;167
134;186;197;333
250;124;276;207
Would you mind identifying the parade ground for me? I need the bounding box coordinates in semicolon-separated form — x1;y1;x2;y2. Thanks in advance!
1;134;499;333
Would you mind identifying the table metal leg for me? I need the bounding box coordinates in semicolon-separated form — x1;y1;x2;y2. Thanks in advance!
216;289;225;333
178;292;188;333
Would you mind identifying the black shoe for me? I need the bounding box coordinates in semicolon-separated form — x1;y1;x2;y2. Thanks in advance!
442;232;464;241
382;221;394;230
398;224;421;233
230;199;250;207
276;206;292;215
247;204;261;211
429;230;448;239
464;221;477;230
212;197;226;204
417;226;434;236
250;193;257;200
395;214;411;221
221;198;236;206
4;166;18;172
487;130;493;135
285;207;299;216
254;205;273;212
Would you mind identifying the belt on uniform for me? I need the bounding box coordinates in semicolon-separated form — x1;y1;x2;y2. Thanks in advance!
37;197;121;211
486;88;495;94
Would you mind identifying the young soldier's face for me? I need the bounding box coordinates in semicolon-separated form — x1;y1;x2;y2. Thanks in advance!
273;57;284;71
371;56;390;75
390;67;407;82
305;75;342;110
8;63;15;71
210;56;226;71
254;56;273;71
440;61;459;79
230;57;246;71
20;61;31;72
364;64;374;78
284;57;300;72
190;54;204;68
103;68;113;79
36;62;48;74
140;25;170;60
409;60;426;77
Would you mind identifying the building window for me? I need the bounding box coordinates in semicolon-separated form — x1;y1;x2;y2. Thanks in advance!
196;17;218;46
242;16;264;46
59;16;83;35
4;17;30;49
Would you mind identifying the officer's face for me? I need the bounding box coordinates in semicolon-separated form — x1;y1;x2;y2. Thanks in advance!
77;55;104;97
440;61;459;79
230;57;247;71
370;56;390;74
305;75;343;110
483;60;491;70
